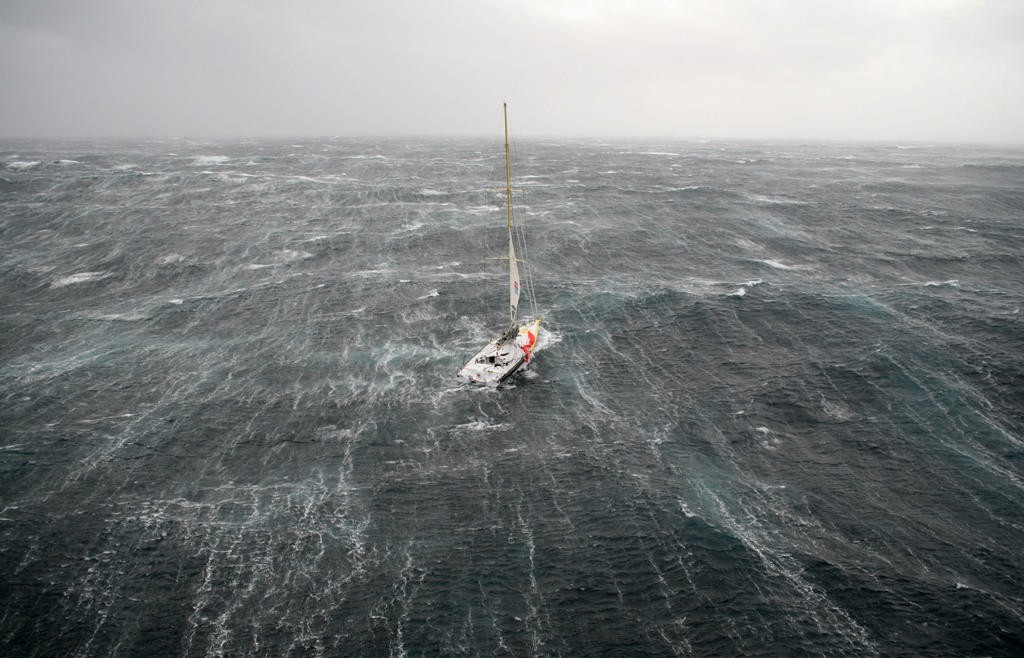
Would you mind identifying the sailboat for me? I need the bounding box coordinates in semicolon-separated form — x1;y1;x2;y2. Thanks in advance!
457;103;542;387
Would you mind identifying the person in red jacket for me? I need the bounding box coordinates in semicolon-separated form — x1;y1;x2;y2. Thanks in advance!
515;324;537;362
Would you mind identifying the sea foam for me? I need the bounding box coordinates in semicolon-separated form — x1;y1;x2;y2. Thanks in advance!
50;272;112;288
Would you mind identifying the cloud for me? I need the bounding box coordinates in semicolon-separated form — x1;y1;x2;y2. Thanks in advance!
1;0;1021;141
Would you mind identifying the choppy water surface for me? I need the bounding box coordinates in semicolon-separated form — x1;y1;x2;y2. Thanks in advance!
2;137;1023;656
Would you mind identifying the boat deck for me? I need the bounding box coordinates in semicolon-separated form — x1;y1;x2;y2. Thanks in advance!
457;337;527;387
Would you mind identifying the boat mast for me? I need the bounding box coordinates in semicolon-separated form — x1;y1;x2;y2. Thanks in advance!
503;102;520;330
504;102;513;231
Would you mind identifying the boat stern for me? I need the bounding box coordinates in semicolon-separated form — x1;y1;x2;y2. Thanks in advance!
457;336;527;387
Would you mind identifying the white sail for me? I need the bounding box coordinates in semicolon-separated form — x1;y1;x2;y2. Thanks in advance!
508;230;521;324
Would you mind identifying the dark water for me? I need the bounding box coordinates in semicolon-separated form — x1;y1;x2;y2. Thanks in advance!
2;136;1023;656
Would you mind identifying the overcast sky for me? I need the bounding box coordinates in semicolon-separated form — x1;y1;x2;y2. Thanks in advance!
1;0;1022;142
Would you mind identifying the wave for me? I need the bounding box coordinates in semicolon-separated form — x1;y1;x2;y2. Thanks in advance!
50;271;112;287
533;324;561;353
626;151;680;157
192;155;230;166
80;311;149;322
243;250;314;269
157;253;186;265
4;137;1024;658
758;259;804;270
744;192;808;206
896;279;961;288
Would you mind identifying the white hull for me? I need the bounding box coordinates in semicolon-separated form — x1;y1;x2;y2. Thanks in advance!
456;334;528;387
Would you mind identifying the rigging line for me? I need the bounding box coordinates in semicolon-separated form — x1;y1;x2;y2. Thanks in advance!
515;221;539;317
504;105;540;320
508;141;540;319
512;186;539;318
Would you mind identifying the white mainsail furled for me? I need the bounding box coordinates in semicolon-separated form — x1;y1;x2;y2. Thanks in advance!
508;234;521;326
456;102;543;387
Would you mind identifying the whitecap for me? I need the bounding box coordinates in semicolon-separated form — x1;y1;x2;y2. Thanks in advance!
455;420;506;432
822;398;855;422
754;426;781;449
729;287;747;297
465;205;498;215
746;193;806;206
417;289;440;299
274;249;313;262
759;259;802;271
7;161;40;170
193;155;230;166
51;271;111;288
532;324;561;353
245;250;314;269
677;498;697;518
288;174;333;184
88;312;149;322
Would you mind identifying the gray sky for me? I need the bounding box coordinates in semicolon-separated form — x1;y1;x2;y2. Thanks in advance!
2;0;1022;142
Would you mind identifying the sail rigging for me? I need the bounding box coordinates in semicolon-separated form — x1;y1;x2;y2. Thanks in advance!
504;102;521;329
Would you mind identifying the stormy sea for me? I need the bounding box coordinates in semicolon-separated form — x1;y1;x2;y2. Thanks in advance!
2;135;1022;657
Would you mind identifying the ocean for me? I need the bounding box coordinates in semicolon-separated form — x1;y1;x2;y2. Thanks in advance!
1;136;1022;656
